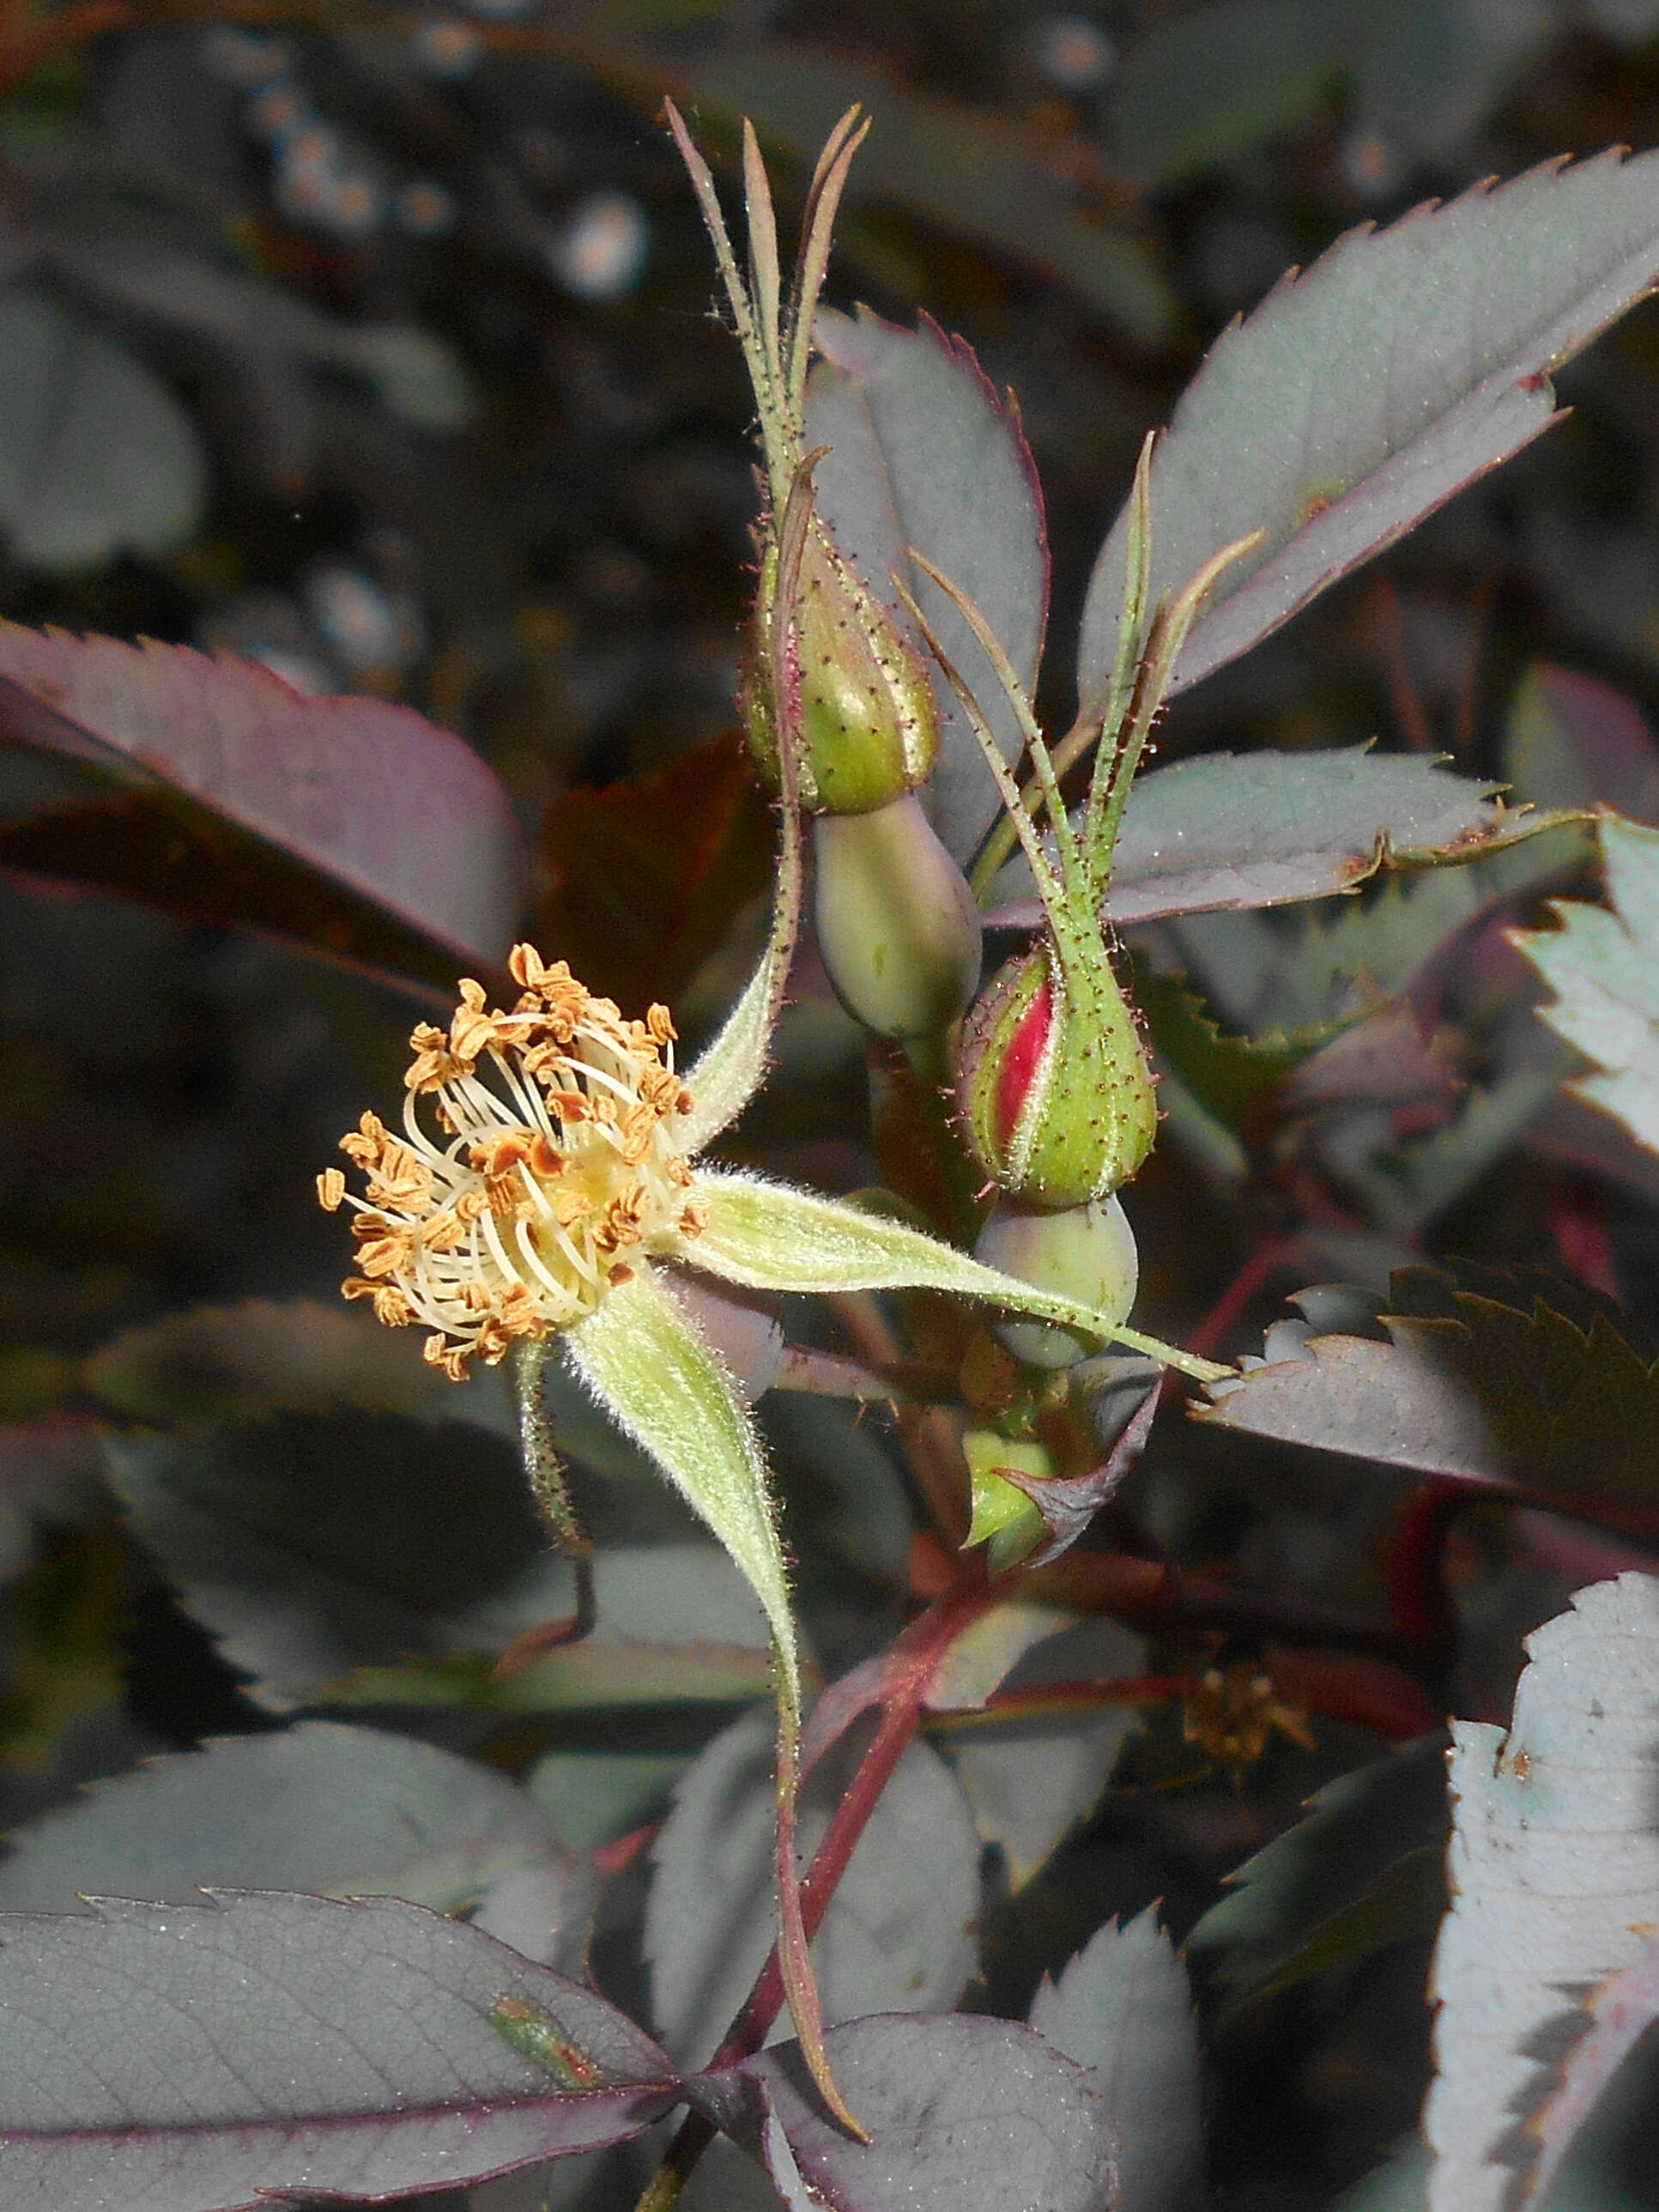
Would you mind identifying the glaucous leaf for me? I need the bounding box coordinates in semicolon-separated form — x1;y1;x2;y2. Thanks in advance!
0;287;205;571
1079;147;1659;710
987;749;1573;925
0;1891;678;2210
1029;1907;1205;2212
1426;1574;1659;2210
1187;1734;1448;2015
684;43;1176;343
807;308;1048;864
645;1706;979;2065
0;1721;563;1921
943;1612;1146;1889
690;2014;1119;2212
1516;815;1659;1156
0;621;523;973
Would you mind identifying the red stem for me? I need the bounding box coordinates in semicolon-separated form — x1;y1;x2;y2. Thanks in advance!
632;1573;996;2206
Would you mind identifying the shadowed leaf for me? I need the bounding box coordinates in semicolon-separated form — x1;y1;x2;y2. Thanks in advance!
0;1722;564;1921
0;288;206;572
535;730;773;1011
646;1706;979;2065
1188;1735;1448;2015
1504;664;1659;821
1199;1269;1659;1498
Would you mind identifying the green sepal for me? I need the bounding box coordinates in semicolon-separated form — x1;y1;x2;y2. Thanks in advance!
691;1169;1230;1382
962;1429;1050;1572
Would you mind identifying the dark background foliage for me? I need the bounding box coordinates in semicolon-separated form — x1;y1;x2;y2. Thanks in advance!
9;4;1659;2208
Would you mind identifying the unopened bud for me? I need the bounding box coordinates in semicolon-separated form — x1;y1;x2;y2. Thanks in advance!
956;938;1156;1209
746;521;940;815
814;795;983;1039
973;1193;1139;1369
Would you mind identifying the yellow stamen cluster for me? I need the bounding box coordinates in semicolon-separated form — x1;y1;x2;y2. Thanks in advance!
319;945;703;1379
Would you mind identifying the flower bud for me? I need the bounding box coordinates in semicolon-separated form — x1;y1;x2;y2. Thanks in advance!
744;522;940;815
813;794;983;1039
973;1192;1140;1369
956;937;1157;1209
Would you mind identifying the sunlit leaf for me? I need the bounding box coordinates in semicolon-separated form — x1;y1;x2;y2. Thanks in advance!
1516;815;1659;1157
1426;1574;1659;2210
1199;1268;1659;1498
1079;147;1659;708
0;1891;678;2210
987;749;1580;925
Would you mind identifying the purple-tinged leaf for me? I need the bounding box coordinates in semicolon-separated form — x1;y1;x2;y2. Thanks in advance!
0;1890;678;2211
0;622;523;974
996;1383;1159;1567
683;43;1177;343
1079;148;1659;710
987;749;1575;925
1199;1272;1659;1499
689;2014;1119;2212
807;308;1049;864
1504;663;1659;821
1030;1907;1205;2212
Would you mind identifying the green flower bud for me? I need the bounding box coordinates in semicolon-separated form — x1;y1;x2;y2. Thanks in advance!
972;1193;1139;1370
744;521;940;815
813;794;983;1039
956;936;1156;1209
